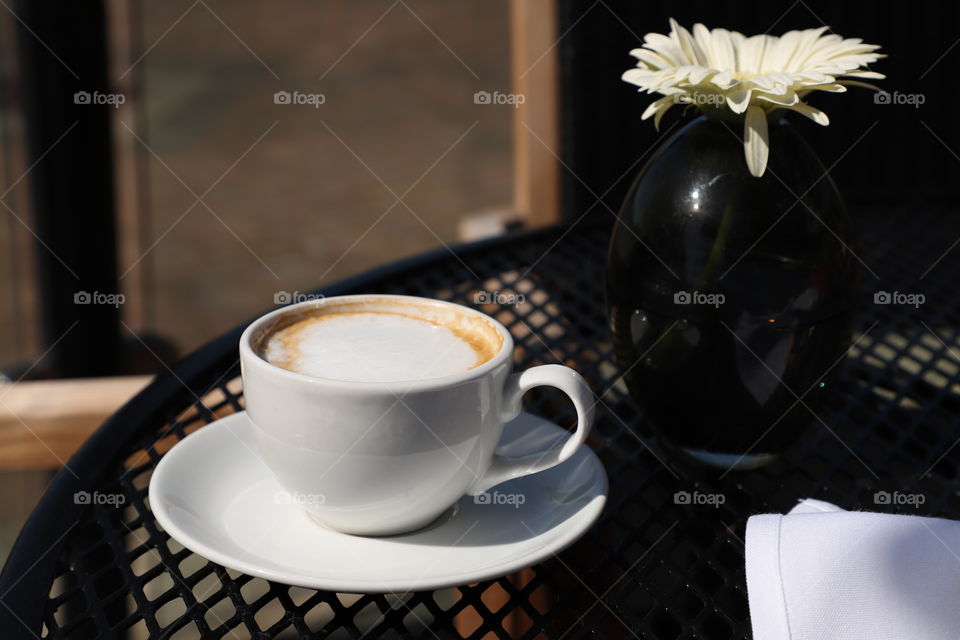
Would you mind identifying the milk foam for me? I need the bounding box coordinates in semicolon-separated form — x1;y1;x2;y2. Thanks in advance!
263;311;488;382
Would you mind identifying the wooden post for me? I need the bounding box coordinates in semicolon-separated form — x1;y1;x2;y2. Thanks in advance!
107;0;150;332
511;0;561;227
0;11;43;366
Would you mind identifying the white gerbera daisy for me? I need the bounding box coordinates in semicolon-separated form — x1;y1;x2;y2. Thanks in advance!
622;19;885;177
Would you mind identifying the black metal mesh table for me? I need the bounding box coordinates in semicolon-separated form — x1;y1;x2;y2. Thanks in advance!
3;204;960;639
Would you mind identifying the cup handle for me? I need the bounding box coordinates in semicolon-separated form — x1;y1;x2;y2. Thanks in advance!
467;364;595;495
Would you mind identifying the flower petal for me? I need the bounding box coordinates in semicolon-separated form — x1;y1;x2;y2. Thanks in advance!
669;17;705;65
641;95;677;130
781;102;830;125
622;68;654;88
754;90;799;106
744;106;769;177
739;34;771;74
710;70;737;89
692;23;714;65
687;65;716;84
841;70;885;80
837;79;883;91
711;28;737;71
726;89;753;113
643;33;684;66
797;83;847;94
629;48;672;70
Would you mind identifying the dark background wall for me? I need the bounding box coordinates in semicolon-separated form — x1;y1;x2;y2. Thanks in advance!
557;0;958;218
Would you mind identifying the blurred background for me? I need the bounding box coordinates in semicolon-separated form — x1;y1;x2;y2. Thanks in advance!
0;0;516;372
0;0;958;576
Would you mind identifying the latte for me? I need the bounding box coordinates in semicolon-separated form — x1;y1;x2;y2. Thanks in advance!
259;306;500;382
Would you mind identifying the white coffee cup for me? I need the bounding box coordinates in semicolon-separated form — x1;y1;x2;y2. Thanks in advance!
239;294;594;536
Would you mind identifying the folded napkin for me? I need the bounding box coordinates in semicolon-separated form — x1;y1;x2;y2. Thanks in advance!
747;498;960;640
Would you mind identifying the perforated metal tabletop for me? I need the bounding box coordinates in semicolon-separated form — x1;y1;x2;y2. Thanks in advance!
2;204;959;639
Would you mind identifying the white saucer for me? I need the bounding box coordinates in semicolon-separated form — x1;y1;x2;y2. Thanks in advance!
149;411;607;593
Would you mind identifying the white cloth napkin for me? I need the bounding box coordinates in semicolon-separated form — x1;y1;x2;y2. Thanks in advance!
746;498;960;640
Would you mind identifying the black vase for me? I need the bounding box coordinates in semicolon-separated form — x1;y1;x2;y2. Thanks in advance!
606;114;860;469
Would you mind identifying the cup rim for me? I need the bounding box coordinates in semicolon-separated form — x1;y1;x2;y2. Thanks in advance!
239;294;514;391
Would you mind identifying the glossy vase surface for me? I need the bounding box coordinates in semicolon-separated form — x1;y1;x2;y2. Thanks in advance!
606;115;859;468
